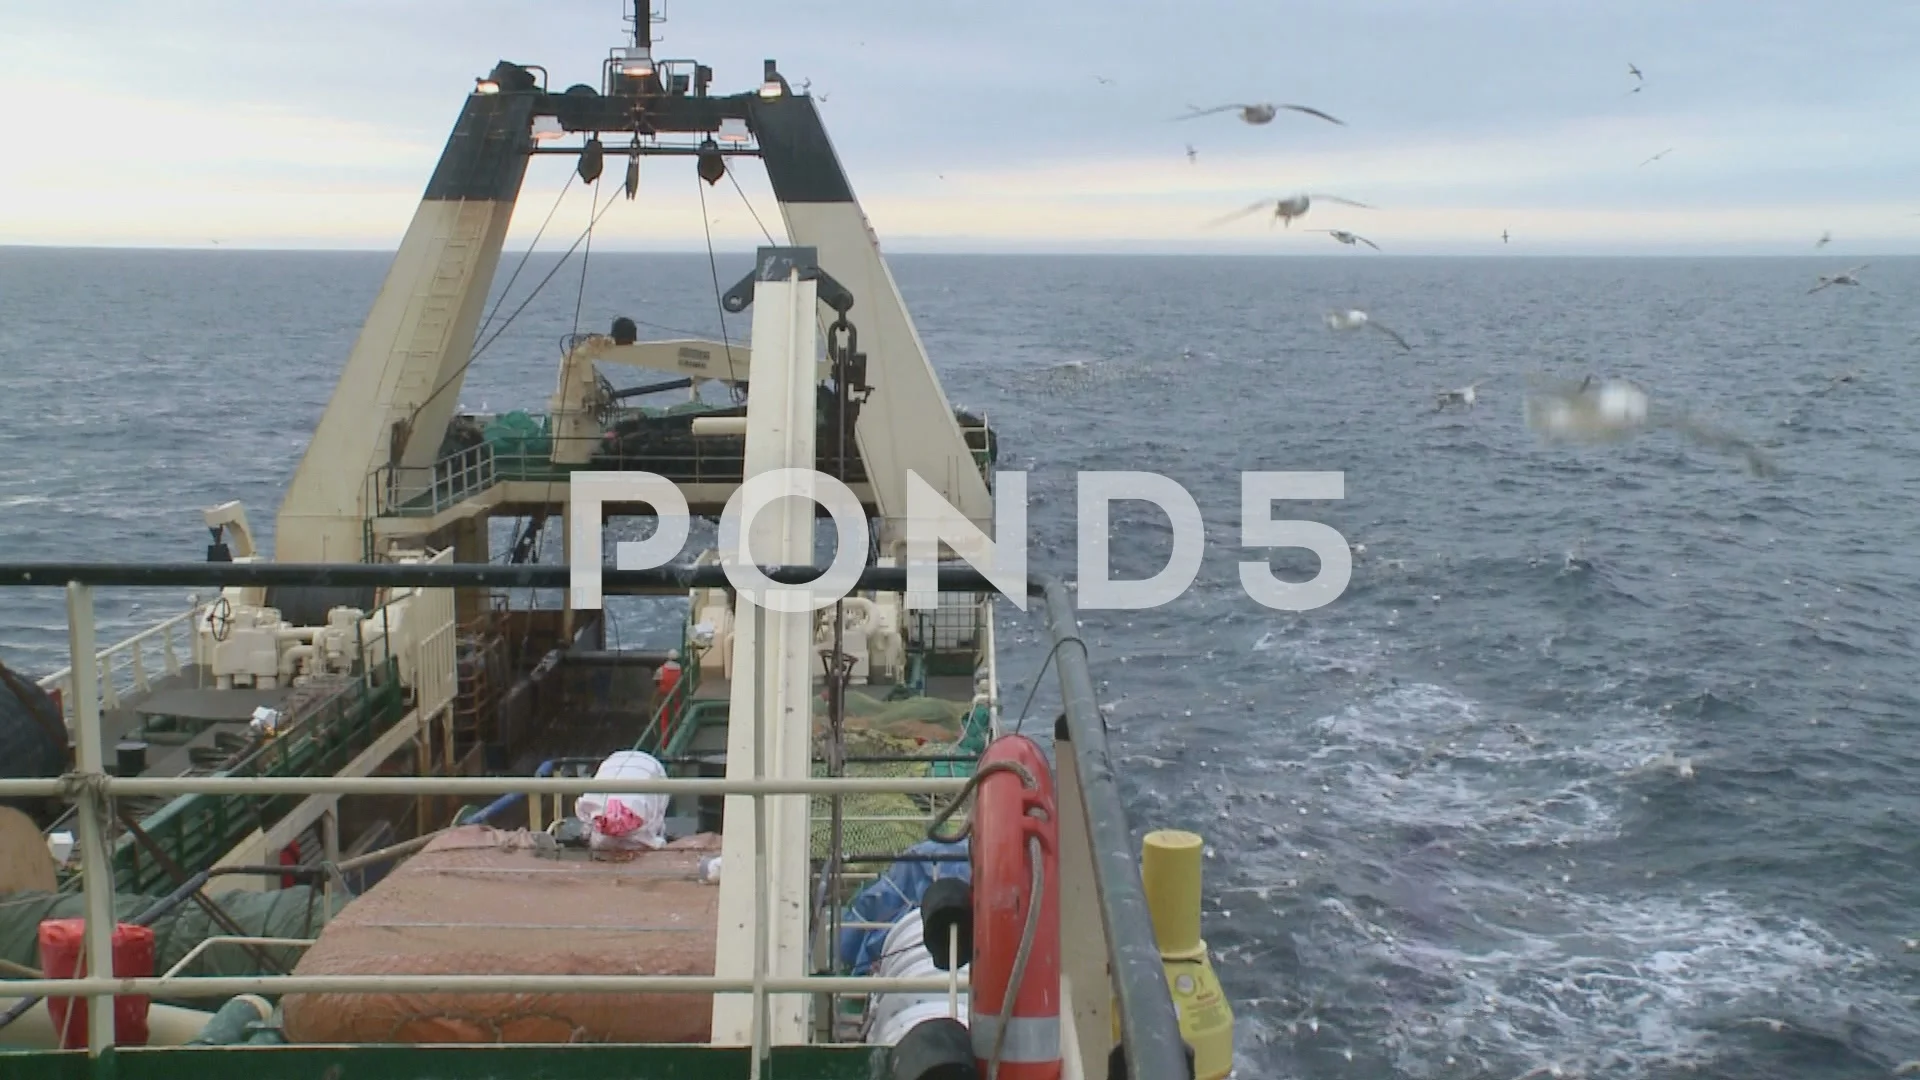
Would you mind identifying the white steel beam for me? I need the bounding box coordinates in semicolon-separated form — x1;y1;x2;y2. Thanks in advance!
711;249;825;1046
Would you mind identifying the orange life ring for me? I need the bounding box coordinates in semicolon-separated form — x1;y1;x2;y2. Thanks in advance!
969;734;1062;1079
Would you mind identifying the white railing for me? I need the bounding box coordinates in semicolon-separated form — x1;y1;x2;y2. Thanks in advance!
35;603;203;726
979;593;1001;735
0;582;978;1069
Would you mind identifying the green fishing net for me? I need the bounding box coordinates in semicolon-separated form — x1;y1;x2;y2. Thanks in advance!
806;691;990;861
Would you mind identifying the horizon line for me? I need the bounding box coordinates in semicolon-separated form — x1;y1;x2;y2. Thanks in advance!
5;241;1918;260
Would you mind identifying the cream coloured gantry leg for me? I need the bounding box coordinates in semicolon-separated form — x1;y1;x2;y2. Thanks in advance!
276;88;537;563
747;92;993;544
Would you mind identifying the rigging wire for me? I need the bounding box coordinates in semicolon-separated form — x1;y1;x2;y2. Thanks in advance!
570;177;606;341
405;183;626;433
723;157;839;368
524;176;616;641
698;170;747;402
476;174;577;346
726;167;779;246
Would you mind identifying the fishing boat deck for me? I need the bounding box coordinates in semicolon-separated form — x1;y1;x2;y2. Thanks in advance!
686;674;978;704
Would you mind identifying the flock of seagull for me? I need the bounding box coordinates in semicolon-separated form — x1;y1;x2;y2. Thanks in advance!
1157;63;1895;477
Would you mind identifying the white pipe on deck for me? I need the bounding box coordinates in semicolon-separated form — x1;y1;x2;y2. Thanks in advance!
690;417;750;437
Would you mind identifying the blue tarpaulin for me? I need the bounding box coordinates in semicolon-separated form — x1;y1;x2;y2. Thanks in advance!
837;838;971;974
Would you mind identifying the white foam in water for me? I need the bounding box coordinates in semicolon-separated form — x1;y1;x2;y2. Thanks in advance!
1300;681;1670;849
1186;678;1919;1077
1302;886;1915;1078
1252;625;1386;678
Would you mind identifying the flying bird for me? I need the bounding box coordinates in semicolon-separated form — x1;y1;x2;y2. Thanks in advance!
1502;229;1510;244
1174;102;1345;126
1815;231;1832;248
1639;147;1674;167
1812;371;1857;396
1435;381;1484;411
1207;193;1374;228
1523;374;1776;476
1324;309;1412;352
1808;264;1870;293
1186;144;1197;163
1096;75;1114;85
1314;229;1380;250
1628;63;1643;81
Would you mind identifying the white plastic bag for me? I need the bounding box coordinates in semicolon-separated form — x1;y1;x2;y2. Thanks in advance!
574;750;669;851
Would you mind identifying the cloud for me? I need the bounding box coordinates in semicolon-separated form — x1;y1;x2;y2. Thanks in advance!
2;2;1918;253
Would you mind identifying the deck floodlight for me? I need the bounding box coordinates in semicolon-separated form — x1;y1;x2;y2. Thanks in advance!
759;59;785;98
531;115;565;142
715;117;751;145
619;45;655;78
485;60;537;94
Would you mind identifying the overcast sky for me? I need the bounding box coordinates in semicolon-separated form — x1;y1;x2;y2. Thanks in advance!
3;0;1917;254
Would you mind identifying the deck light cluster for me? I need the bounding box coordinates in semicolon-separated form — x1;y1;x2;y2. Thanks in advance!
759;59;788;98
618;45;655;78
476;60;537;96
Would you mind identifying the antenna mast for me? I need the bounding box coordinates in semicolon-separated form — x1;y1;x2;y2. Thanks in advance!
628;0;663;49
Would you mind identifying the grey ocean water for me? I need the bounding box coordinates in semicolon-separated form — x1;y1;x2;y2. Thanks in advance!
1;247;1917;1078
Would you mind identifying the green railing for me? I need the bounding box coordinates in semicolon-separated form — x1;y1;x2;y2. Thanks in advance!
57;658;405;895
365;412;997;520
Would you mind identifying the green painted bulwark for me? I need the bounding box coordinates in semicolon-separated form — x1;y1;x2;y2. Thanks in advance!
0;1044;891;1080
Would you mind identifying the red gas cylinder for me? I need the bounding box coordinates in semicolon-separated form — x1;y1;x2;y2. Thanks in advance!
969;734;1062;1079
37;919;156;1049
279;839;301;889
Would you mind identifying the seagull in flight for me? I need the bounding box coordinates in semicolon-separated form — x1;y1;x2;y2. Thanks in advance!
1207;193;1374;228
1628;63;1643;81
1808;264;1870;293
1313;229;1380;250
1186;143;1197;163
1639;147;1675;167
1096;75;1114;85
1524;374;1777;476
1502;229;1510;243
1324;309;1412;352
1174;102;1345;126
1435;380;1484;411
1814;371;1858;395
1815;231;1832;248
